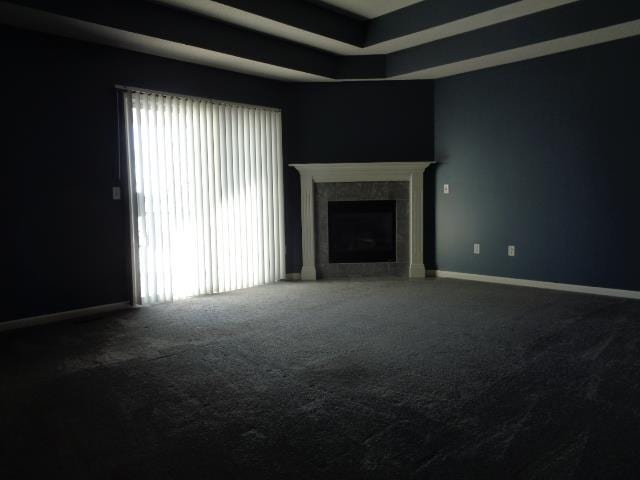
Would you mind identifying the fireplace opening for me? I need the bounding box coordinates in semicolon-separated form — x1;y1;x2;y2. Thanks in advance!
328;200;396;263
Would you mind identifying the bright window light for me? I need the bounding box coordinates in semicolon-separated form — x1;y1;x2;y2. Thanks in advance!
124;91;285;304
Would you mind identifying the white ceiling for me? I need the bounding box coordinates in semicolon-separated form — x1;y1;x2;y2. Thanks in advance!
0;2;330;82
152;0;577;55
316;0;423;19
2;0;639;83
392;19;640;80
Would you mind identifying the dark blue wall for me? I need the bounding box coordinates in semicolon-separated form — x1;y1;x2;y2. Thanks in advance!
284;81;435;274
6;24;638;323
4;26;434;322
3;25;287;322
434;36;640;290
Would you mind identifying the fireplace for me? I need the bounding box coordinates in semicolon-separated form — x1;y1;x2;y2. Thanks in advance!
290;162;435;280
328;200;396;263
315;182;408;277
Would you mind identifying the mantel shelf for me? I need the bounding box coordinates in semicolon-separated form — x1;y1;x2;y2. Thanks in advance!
290;162;435;183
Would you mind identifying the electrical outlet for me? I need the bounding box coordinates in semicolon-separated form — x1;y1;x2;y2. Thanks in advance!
112;186;121;200
508;245;516;257
443;184;450;194
474;243;480;255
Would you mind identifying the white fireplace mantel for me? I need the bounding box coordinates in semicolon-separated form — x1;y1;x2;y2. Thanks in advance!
290;162;435;280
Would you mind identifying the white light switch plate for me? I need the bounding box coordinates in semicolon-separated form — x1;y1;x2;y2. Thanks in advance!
508;245;516;257
474;243;480;255
443;184;450;194
112;186;121;200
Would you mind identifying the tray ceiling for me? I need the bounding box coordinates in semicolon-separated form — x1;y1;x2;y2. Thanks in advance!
314;0;423;19
1;0;639;82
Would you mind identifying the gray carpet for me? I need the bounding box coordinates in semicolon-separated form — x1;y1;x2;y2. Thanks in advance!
2;278;639;479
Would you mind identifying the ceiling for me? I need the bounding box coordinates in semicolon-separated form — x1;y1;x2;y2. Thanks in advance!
314;0;423;19
1;0;639;82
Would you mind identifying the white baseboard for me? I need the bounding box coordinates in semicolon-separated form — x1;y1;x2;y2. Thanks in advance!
0;302;131;333
432;270;640;300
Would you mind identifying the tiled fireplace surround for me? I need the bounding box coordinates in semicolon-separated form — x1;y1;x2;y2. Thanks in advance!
291;162;434;280
315;181;409;278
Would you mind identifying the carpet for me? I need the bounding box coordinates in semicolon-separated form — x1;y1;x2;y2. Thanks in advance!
1;278;639;479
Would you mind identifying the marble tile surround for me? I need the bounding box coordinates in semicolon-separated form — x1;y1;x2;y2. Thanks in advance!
315;182;409;278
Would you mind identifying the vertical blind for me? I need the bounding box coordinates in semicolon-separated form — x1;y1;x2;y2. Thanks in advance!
123;90;285;305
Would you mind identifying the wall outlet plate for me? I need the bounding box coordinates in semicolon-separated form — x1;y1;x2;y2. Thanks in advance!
112;186;121;200
474;243;480;254
508;245;516;257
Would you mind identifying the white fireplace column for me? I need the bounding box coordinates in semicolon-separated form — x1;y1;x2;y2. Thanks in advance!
299;171;317;281
290;162;435;280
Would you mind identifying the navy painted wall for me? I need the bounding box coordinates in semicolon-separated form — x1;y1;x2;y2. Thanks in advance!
284;81;435;274
434;36;640;290
3;25;287;321
3;27;434;321
6;24;638;323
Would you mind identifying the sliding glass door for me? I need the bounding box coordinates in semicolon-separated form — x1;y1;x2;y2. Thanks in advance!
123;89;285;305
